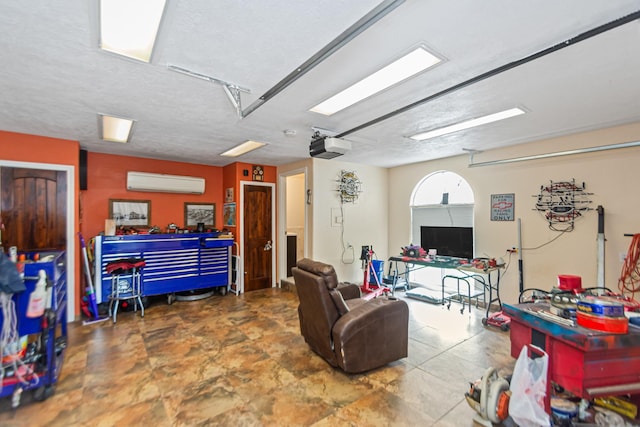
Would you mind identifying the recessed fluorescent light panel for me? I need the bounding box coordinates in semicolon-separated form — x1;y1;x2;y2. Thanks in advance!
99;114;135;143
99;0;166;62
310;47;441;116
221;140;267;157
409;108;526;141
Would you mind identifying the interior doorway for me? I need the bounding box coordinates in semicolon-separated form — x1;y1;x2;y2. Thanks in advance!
0;160;75;323
278;168;308;283
1;167;67;250
240;181;276;291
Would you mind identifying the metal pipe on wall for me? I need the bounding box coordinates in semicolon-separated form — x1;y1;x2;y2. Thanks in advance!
468;140;640;168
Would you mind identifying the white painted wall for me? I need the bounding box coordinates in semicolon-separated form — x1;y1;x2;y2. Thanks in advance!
389;122;640;304
278;122;640;299
278;159;313;281
311;158;389;283
286;173;305;261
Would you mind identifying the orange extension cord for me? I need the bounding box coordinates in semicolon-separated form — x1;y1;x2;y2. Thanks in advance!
618;234;640;299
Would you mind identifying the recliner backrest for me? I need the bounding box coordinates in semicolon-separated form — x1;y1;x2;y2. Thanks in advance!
293;258;409;374
292;259;343;364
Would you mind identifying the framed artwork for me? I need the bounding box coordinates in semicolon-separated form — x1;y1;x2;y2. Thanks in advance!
109;199;151;227
184;202;215;228
223;202;236;227
252;165;264;181
225;187;234;203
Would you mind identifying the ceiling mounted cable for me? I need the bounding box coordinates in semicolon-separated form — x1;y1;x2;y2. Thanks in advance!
240;0;406;118
335;10;640;139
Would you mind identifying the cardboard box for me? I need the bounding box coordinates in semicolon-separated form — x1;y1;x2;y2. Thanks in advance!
105;219;116;236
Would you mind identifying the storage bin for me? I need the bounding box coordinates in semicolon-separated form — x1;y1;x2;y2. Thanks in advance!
369;260;384;285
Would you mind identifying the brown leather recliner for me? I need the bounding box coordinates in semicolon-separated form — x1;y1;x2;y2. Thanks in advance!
292;258;409;374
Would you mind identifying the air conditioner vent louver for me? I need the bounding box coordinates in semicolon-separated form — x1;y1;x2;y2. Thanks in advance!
126;171;205;194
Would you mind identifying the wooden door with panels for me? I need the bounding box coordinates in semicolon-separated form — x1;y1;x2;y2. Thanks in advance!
243;184;273;292
1;167;67;251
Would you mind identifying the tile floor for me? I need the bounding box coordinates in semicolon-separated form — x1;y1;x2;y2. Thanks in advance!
0;287;515;426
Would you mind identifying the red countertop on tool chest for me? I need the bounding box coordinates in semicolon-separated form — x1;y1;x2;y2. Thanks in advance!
503;303;640;400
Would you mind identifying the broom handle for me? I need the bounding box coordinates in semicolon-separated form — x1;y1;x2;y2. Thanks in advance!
79;232;100;319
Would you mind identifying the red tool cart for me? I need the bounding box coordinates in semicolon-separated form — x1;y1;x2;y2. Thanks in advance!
504;302;640;412
0;251;67;407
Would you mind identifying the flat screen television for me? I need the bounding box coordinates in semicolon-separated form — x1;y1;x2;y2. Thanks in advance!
420;226;473;259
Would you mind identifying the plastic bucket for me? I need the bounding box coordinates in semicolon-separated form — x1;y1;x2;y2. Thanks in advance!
369;260;384;285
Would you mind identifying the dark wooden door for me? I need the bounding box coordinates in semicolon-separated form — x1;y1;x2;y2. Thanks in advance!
243;184;273;292
1;167;67;251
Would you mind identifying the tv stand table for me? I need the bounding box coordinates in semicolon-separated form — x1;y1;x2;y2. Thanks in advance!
388;256;501;314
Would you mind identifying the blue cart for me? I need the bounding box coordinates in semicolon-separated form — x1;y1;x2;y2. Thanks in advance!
0;251;67;407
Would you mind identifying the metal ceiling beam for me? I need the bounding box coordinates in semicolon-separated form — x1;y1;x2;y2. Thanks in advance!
167;65;251;93
240;0;406;118
168;65;251;116
335;10;640;139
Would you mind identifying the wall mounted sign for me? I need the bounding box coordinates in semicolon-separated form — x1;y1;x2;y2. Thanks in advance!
337;170;362;204
252;165;264;181
491;193;515;221
533;179;593;231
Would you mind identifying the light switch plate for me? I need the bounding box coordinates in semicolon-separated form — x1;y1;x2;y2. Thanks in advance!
331;208;342;227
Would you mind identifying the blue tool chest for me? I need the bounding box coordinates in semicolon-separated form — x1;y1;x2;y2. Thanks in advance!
93;233;233;303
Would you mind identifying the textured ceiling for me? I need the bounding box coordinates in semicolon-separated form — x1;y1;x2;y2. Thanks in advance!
0;0;639;168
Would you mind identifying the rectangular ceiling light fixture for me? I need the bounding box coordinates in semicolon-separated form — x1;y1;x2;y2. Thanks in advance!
99;0;166;62
221;140;267;157
409;107;526;141
99;114;135;143
310;47;441;116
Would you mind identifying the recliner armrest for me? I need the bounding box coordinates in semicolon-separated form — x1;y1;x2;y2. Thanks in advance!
333;298;408;341
331;298;409;373
336;282;361;300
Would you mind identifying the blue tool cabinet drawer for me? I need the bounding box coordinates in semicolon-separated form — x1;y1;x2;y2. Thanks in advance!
94;233;232;302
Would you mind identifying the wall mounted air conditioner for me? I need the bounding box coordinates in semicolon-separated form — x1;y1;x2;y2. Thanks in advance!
126;171;205;194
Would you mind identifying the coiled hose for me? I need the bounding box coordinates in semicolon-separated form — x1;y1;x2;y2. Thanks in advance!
618;234;640;299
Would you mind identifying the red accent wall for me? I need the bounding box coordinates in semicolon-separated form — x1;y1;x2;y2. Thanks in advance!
0;130;280;318
81;152;224;238
0;130;81;318
222;162;277;247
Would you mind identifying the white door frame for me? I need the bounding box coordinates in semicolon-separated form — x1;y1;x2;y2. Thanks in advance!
277;167;308;283
0;160;75;323
239;180;277;287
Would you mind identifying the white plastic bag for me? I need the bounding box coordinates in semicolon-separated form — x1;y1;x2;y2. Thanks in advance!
508;344;550;427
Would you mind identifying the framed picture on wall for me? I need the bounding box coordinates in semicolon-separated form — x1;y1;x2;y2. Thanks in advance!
223;202;236;227
184;202;215;228
109;199;151;227
225;187;234;203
